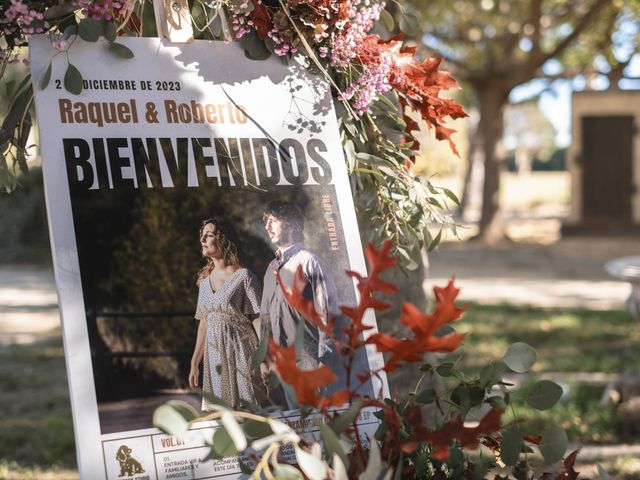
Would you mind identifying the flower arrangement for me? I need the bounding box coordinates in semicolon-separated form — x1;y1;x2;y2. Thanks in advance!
154;242;578;479
1;0;464;266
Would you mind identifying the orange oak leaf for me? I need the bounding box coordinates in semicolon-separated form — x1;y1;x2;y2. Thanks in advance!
341;241;398;346
249;0;272;40
541;449;580;480
269;341;348;410
367;279;466;372
523;434;542;445
402;408;503;460
275;265;333;335
366;34;467;158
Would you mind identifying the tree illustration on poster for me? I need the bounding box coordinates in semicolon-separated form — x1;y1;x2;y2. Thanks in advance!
2;2;577;479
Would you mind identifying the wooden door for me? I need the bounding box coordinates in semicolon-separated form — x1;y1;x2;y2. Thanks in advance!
581;115;634;223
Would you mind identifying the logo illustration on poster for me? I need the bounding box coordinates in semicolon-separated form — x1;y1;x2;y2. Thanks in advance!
115;445;146;478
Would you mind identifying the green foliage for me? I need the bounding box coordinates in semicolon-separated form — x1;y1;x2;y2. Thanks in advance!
503;342;538;373
0;339;76;469
0;167;51;264
525;380;563;410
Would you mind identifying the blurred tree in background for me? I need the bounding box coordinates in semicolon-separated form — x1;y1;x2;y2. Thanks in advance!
504;100;557;175
408;0;640;242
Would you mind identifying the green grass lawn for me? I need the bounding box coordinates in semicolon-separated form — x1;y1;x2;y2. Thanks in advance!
455;304;640;374
0;337;76;477
450;304;640;445
1;304;638;477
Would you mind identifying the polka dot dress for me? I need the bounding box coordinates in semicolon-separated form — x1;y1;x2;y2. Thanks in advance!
195;269;267;410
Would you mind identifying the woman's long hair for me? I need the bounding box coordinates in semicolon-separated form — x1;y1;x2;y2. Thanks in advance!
196;219;243;286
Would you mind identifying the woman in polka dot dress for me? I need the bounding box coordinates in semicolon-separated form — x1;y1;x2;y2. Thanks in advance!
188;218;267;410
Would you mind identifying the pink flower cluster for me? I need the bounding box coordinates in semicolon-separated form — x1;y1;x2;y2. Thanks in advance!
328;1;388;114
225;0;390;114
73;0;135;21
337;47;392;115
326;0;384;67
230;0;254;39
1;0;48;46
268;28;298;56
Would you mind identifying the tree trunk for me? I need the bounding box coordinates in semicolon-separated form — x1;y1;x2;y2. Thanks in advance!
459;108;480;217
475;84;509;243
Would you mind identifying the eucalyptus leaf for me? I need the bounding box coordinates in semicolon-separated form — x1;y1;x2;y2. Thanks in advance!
380;9;395;31
333;453;349;480
501;425;522;465
40;61;52;90
103;21;117;42
108;42;135;59
295;445;327;480
526;380;563;410
355;152;393;166
414;451;428;477
427;229;442;251
152;404;189;437
239;30;271;61
472;456;493;480
442;188;460;205
358;439;381;480
63;25;78;40
539;424;568;464
221;411;247;451
503;342;537;373
479;361;508;389
316;419;348;469
43;3;75;20
416;388;437;404
165;400;199;422
212;425;239;457
252;335;268;368
238;458;253;475
78;18;101;42
63;63;83;95
328;400;361;434
436;362;455;377
243;420;272;439
398;12;420;36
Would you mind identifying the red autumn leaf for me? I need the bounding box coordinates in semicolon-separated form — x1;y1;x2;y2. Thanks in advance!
269;341;348;410
249;0;272;40
275;265;333;335
341;241;398;347
541;449;580;480
523;434;542;445
365;34;467;159
403;408;503;460
367;279;466;371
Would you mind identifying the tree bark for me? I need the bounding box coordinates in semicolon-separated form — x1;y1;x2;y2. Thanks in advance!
459;108;480;217
474;83;510;243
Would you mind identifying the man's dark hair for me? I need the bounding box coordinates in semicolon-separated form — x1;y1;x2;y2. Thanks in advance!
263;201;304;243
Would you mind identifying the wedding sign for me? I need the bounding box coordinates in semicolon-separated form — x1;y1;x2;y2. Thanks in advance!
30;35;387;479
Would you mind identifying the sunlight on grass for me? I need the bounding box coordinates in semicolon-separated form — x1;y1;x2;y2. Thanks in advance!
0;339;76;473
451;303;640;445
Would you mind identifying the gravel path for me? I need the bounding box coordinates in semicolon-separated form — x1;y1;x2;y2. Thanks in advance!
1;236;637;344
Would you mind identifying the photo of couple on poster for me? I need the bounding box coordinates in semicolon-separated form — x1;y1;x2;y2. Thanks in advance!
188;200;347;412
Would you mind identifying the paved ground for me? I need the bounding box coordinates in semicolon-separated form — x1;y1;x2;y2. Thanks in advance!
425;236;638;310
0;265;59;346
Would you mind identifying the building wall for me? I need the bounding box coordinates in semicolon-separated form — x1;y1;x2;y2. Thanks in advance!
568;90;640;224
